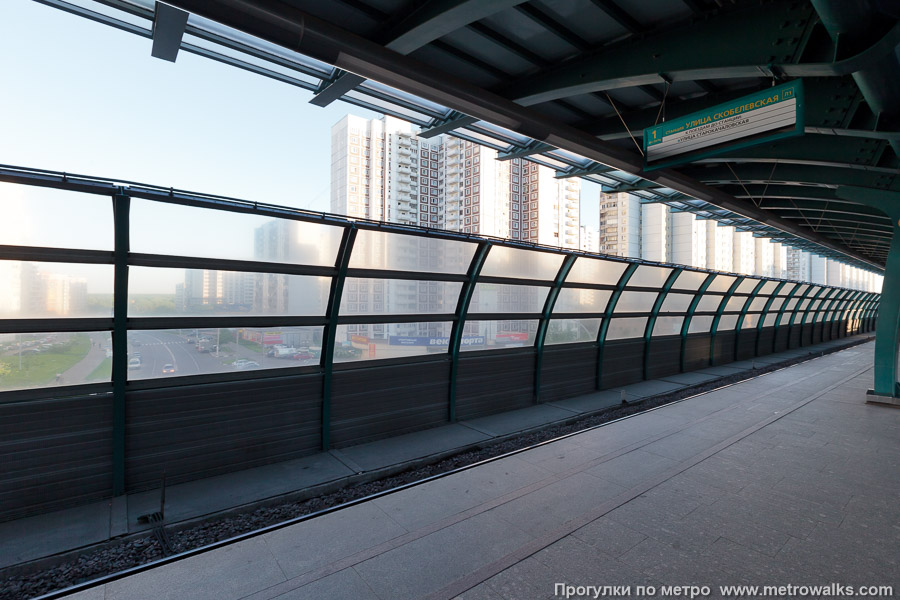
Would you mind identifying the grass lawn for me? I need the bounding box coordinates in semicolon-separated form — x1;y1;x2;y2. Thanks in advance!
0;334;91;390
87;357;112;382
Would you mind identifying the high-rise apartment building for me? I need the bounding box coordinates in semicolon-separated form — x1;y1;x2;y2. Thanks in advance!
331;116;581;248
598;192;641;257
579;225;599;253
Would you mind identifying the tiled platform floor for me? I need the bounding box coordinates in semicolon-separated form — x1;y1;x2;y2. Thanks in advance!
59;341;898;599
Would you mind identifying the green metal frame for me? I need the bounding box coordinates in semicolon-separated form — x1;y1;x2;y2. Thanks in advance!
642;267;683;380
785;285;821;347
754;281;786;355
111;190;130;497
447;241;491;421
320;225;357;451
679;273;718;372
733;279;767;360
595;263;638;389
709;276;745;366
773;284;808;350
533;255;577;402
795;286;829;345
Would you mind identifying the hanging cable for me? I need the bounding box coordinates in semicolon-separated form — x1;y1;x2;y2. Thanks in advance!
605;92;644;157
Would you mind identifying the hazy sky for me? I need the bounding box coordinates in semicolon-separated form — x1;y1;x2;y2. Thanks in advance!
0;1;602;293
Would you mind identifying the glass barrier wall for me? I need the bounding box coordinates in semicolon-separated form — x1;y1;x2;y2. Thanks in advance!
0;176;877;394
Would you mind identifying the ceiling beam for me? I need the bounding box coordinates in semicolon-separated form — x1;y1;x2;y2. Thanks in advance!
310;0;528;106
162;0;885;270
498;6;900;106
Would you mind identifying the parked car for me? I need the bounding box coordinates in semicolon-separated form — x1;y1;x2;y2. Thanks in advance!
292;352;313;360
161;364;176;374
127;357;141;370
235;361;260;370
232;359;250;368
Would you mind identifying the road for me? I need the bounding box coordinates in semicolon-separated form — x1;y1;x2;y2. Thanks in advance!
127;331;317;380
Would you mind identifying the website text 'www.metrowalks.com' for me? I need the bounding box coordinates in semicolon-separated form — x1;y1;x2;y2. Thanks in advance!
554;583;894;599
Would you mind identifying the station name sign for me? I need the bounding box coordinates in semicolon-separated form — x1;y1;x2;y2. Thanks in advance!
643;80;804;170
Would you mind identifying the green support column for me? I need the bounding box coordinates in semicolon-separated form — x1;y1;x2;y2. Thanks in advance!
111;190;130;497
709;277;745;366
320;225;357;451
834;186;897;398
772;283;804;352
754;282;786;356
734;279;766;361
534;254;577;402
596;263;638;389
448;242;490;422
643;267;682;380
679;273;718;372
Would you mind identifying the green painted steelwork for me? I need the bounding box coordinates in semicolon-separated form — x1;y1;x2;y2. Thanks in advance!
754;281;786;355
595;263;638;389
709;277;746;366
448;242;491;421
320;226;357;451
679;273;718;372
784;285;821;346
733;279;767;361
795;286;829;343
642;267;683;380
533;254;577;402
772;284;806;349
111;190;130;497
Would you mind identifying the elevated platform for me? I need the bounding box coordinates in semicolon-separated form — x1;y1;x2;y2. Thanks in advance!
54;340;898;599
0;335;870;575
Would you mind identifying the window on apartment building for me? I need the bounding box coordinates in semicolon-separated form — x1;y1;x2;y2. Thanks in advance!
465;208;470;215
531;193;537;200
473;205;479;213
465;169;471;177
465;149;472;157
465;217;471;224
474;155;479;164
512;185;518;192
513;222;519;229
465;159;471;166
465;179;471;186
431;215;438;222
430;187;437;195
473;216;479;223
431;206;438;213
351;147;359;154
531;211;537;219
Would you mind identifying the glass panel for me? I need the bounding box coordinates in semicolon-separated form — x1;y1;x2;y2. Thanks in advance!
742;314;760;328
798;299;811;310
333;322;454;362
652;316;683;336
695;294;724;312
671;270;708;291
660;293;694;313
566;257;628;285
349;230;476;274
131;201;344;266
605;317;647;340
0;183;113;250
129;267;331;317
784;298;799;310
718;314;739;330
469;283;548;313
816;312;825;322
127;327;322;378
688;315;714;333
554;288;611;313
0;331;112;391
342;279;460;316
763;313;777;327
736;278;760;293
546;318;602;344
748;297;768;312
627;265;672;288
825;311;834;321
768;297;785;311
809;300;822;311
480;246;564;280
707;275;737;293
759;281;779;295
461;320;537;350
614;291;658;313
0;261;113;318
723;296;748;312
777;283;798;295
794;284;810;296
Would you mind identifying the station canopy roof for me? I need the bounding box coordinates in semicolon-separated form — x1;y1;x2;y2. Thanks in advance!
37;0;900;272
